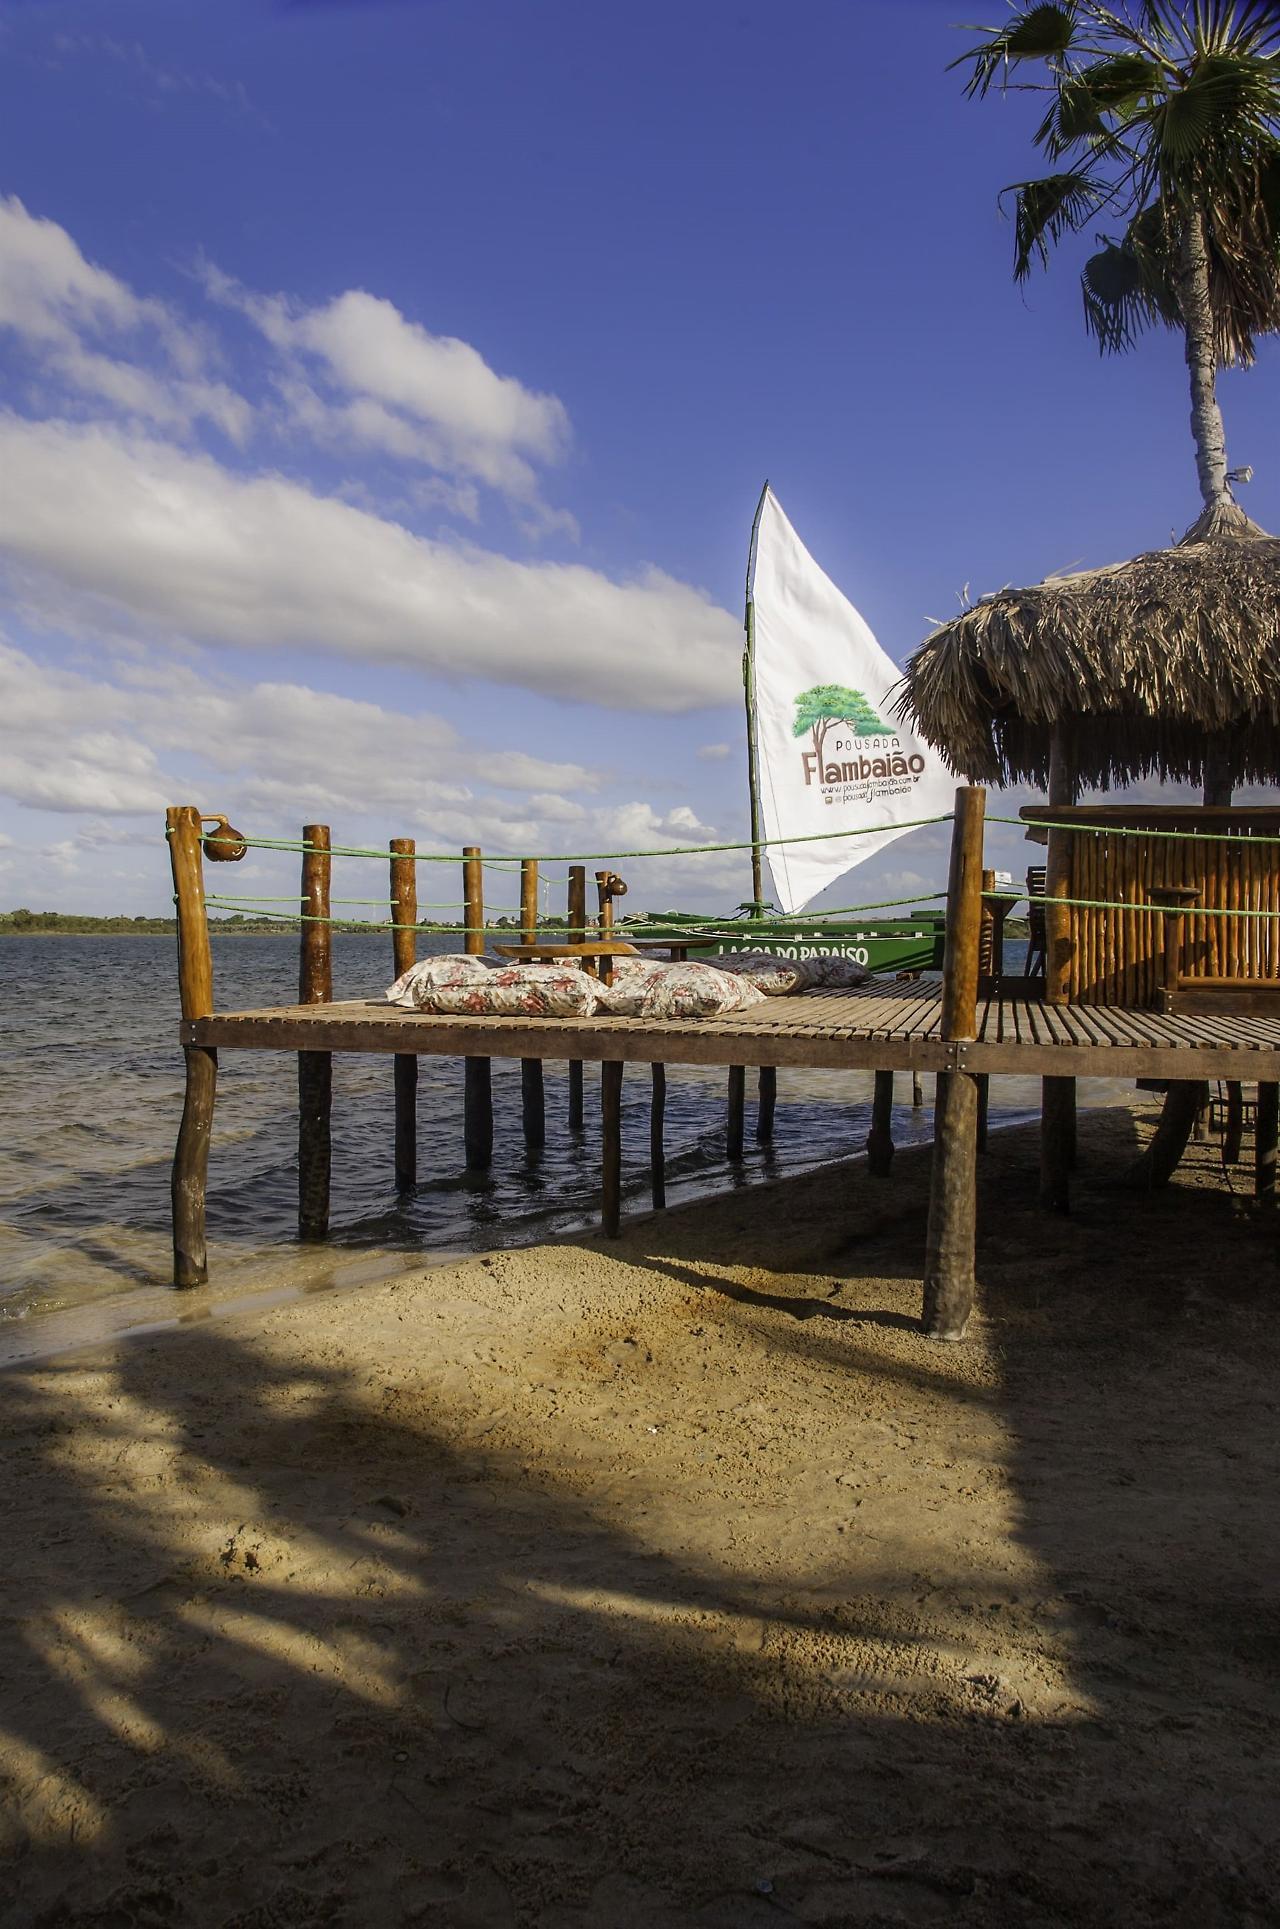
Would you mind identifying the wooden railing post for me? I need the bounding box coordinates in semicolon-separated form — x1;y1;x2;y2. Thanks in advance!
462;845;492;1169
520;857;545;1150
1041;731;1077;1209
298;824;332;1240
168;804;217;1288
923;785;985;1340
390;838;417;1191
567;866;586;1130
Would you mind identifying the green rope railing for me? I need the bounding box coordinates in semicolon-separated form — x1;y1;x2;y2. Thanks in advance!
989;814;1280;845
196;888;954;936
185;812;956;866
988;888;1280;920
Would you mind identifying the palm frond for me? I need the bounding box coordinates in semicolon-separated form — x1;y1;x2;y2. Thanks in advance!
1082;236;1167;350
1003;170;1109;277
950;3;1078;98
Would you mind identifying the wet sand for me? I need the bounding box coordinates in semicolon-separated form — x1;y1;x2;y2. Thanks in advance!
3;1101;1279;1926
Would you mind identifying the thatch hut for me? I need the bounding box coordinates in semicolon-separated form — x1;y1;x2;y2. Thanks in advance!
899;502;1280;1203
901;503;1280;800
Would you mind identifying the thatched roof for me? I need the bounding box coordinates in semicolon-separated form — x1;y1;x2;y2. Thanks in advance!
899;501;1280;790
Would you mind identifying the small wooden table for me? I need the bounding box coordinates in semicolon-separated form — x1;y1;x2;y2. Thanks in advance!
491;936;726;970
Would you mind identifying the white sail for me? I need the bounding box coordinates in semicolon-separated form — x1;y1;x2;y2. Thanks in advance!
748;486;954;915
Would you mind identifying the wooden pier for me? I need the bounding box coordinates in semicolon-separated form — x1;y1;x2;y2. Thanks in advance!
184;984;1280;1083
166;792;1280;1341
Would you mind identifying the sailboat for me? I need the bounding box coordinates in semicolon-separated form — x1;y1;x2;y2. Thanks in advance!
633;485;954;971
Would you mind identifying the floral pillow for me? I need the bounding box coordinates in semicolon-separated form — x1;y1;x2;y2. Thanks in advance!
408;962;600;1018
386;955;490;1010
595;958;765;1019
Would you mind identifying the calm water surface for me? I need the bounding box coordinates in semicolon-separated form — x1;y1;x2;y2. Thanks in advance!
1;932;1094;1362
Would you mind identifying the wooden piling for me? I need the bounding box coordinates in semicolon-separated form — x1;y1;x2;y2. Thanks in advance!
756;1065;777;1143
519;856;545;1150
1040;731;1077;1210
390;838;417;1191
1127;1080;1208;1190
602;1059;623;1237
912;1070;924;1109
168;804;217;1288
922;784;985;1340
726;1065;746;1161
650;1063;666;1208
298;824;332;1241
1224;1081;1245;1165
567;866;586;1130
462;846;492;1170
1039;1081;1075;1211
1256;1082;1278;1201
867;1068;894;1176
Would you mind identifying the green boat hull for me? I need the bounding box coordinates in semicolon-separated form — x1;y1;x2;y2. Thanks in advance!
630;914;945;975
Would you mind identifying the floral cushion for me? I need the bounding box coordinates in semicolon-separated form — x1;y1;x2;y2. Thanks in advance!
595;958;765;1019
396;961;601;1017
386;954;490;1009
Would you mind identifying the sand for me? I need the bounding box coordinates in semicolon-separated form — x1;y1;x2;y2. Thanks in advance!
3;1101;1280;1927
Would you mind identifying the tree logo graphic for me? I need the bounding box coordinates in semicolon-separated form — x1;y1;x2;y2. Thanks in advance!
792;685;887;768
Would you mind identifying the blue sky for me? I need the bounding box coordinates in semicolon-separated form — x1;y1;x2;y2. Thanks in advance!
1;0;1277;918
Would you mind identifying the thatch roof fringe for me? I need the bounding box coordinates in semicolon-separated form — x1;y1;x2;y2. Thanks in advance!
899;518;1280;791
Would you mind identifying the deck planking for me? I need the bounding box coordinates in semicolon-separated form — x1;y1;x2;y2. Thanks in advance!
186;985;1280;1083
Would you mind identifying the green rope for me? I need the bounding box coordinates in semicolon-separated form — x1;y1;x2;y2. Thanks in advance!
988;888;1280;920
204;893;476;910
989;814;1280;846
626;892;948;926
187;812;955;865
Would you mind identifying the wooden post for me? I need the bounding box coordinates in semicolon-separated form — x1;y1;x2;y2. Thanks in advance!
1224;1081;1245;1165
601;1059;623;1237
867;1069;894;1176
567;866;586;1130
168;804;217;1288
912;1070;925;1109
1257;1082;1278;1201
298;824;332;1240
519;856;545;1150
726;1065;746;1161
1127;1080;1209;1190
651;1063;666;1208
390;838;417;1191
1040;730;1077;1210
462;845;492;1170
979;868;996;980
756;1065;777;1143
923;785;985;1340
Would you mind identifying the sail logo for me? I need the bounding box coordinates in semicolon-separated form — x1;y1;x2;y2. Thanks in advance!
792;684;926;792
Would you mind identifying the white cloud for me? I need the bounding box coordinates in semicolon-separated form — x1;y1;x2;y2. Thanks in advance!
697;741;732;761
0;643;601;825
0;417;740;711
0;644;755;910
0;196;250;440
205;266;573;527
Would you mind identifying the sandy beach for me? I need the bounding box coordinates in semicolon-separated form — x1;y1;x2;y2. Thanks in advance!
3;1100;1279;1926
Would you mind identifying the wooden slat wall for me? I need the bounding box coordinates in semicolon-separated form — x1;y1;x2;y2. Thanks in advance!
1066;819;1280;1005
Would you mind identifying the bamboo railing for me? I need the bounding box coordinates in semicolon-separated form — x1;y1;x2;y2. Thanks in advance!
1021;805;1280;1008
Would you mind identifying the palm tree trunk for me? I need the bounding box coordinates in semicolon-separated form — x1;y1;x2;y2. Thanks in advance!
1175;208;1232;516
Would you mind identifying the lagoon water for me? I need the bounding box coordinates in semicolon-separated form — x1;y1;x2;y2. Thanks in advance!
0;931;1076;1363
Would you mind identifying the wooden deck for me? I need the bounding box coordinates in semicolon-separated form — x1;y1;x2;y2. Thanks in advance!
186;981;1280;1081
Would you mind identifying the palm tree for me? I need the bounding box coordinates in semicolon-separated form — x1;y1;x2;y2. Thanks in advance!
955;1;1280;540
